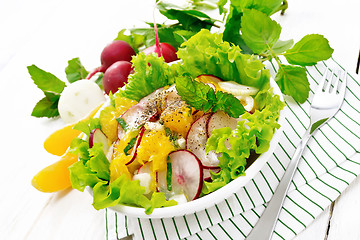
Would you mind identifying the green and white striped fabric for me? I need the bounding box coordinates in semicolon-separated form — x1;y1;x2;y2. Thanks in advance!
105;58;360;240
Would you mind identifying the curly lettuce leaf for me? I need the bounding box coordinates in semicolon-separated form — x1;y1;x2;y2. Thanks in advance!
203;91;284;194
117;53;175;101
69;133;176;214
176;29;270;90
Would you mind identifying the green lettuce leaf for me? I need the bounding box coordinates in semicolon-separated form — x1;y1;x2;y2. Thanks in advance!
117;53;175;101
69;129;176;214
203;91;284;194
176;29;270;90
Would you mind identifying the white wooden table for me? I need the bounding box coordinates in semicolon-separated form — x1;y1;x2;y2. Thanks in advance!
1;0;359;239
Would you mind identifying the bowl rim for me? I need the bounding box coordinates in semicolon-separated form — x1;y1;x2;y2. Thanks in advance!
101;77;286;218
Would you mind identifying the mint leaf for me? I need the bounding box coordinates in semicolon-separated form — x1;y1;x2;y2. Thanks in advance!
213;91;246;118
175;76;245;118
175;76;216;112
284;34;334;66
115;29;145;52
65;58;89;83
275;64;309;103
271;39;294;54
28;64;65;118
31;96;59;118
241;9;281;54
27;65;65;94
157;2;216;32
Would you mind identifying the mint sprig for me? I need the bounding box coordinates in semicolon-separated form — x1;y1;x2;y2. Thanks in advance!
27;65;65;118
239;8;333;103
175;76;246;118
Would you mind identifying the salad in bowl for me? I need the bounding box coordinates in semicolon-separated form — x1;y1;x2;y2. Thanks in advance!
68;29;285;217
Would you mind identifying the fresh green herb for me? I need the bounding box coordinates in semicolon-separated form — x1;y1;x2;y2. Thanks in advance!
115;2;218;52
175;75;245;118
27;65;66;118
238;9;333;103
166;161;172;191
203;91;285;194
124;136;137;155
65;57;89;83
73;118;101;137
241;9;281;54
283;34;334;66
164;126;179;146
116;117;128;132
275;64;309;103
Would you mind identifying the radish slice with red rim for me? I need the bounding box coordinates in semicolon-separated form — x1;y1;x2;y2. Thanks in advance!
169;150;203;201
206;111;238;137
125;127;145;165
203;167;220;182
186;113;219;168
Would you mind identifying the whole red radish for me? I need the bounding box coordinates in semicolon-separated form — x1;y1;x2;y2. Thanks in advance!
102;61;133;95
87;40;136;79
143;42;179;63
142;19;178;63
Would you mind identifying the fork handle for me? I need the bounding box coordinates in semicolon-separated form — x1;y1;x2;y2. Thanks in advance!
246;133;311;240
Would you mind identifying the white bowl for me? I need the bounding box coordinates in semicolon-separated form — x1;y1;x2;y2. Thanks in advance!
106;78;285;218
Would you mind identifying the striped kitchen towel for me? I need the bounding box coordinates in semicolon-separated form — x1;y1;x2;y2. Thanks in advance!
105;58;360;240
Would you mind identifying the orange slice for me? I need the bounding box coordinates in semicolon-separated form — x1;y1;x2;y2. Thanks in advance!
44;103;103;156
31;152;78;192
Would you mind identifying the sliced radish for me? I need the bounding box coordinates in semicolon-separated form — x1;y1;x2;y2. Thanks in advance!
217;81;259;96
135;161;151;175
89;128;110;154
196;75;222;84
236;95;255;112
203;167;221;182
169;150;203;201
117;103;157;138
206;111;238;137
133;162;152;194
186;114;219;168
125;127;145;165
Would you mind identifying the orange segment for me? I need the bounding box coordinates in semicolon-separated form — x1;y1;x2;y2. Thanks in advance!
99;105;118;143
44;103;103;156
32;152;78;192
115;96;138;116
161;104;194;137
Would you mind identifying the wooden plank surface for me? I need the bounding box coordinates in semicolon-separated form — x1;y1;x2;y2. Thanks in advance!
0;0;359;239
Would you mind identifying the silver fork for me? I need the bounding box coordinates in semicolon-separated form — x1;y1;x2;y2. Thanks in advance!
246;68;347;240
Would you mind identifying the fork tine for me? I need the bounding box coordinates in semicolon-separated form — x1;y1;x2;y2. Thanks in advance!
332;69;341;93
318;67;329;92
338;70;347;96
324;68;335;93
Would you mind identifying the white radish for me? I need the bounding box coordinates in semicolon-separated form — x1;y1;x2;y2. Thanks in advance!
58;80;105;124
169;150;203;201
203;167;221;182
206;111;238;137
218;81;259;96
186;114;219;168
236;95;255;112
89;128;110;154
